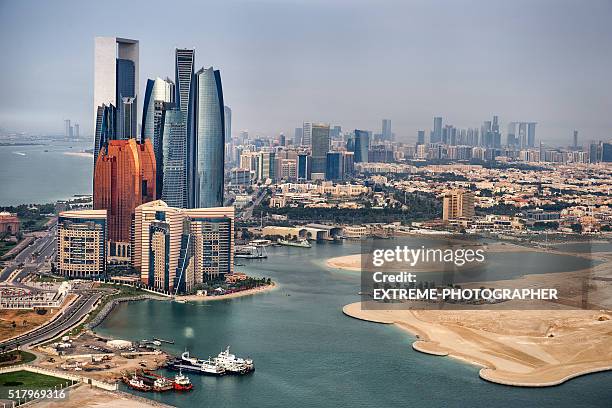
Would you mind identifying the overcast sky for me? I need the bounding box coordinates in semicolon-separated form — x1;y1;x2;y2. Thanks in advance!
0;0;611;144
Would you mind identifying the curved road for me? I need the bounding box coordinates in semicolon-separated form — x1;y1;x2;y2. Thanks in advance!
0;290;103;351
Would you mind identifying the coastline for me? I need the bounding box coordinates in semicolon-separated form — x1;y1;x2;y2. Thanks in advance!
343;300;612;387
174;282;277;302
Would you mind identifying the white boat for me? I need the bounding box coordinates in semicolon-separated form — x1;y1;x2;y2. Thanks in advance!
235;245;267;259
277;239;311;248
170;351;226;376
214;346;255;374
250;239;272;247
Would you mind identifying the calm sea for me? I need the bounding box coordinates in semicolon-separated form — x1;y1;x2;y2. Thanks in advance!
96;243;612;408
0;141;92;206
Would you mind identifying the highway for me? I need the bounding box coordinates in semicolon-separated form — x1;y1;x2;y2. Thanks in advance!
0;289;103;350
0;223;56;283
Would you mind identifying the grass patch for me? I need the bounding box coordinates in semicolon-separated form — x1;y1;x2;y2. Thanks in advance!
0;350;37;367
0;370;72;399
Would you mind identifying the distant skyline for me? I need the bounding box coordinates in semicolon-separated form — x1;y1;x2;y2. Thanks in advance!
1;0;611;143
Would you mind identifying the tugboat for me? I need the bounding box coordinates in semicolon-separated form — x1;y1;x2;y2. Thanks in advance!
153;376;174;392
124;373;152;392
168;350;226;376
173;369;193;391
214;346;255;374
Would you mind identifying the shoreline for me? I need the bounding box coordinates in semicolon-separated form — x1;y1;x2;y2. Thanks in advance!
175;282;277;302
342;301;612;387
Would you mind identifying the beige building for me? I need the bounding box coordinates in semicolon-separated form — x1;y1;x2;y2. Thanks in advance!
133;201;234;294
442;189;475;221
57;210;107;278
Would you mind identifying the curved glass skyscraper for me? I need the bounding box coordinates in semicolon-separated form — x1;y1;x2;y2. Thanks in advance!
195;67;225;208
142;77;175;197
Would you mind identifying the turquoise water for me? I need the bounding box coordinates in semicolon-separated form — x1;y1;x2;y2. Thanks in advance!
0;141;92;206
96;242;612;408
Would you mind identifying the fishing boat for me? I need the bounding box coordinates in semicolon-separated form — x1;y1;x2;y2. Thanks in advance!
124;373;152;392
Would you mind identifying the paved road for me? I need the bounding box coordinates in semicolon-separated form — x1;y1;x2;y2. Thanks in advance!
242;189;267;220
0;224;56;283
0;290;103;350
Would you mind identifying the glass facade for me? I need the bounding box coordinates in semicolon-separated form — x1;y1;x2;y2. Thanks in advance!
195;67;225;208
175;49;196;207
354;129;370;163
116;58;136;139
311;123;330;174
162;109;188;208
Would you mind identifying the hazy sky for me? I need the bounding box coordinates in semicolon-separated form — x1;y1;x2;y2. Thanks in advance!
1;0;611;144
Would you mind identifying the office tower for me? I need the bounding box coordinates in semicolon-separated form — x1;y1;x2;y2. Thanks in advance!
161;110;188;207
573;130;579;148
326;152;344;181
278;158;297;180
64;120;71;139
507;122;517;147
417;130;425;145
94;37;139;165
527;122;537;147
294;127;303;145
354;129;370;163
224;105;232;141
134;200;235;293
442;189;475;221
343;151;354;175
330;125;342;140
57;210;107;278
382;119;392;141
432;117;443;143
93;138;156;262
279;133;286;146
297;153;311;180
74;123;79;139
175;48;196;207
302;122;312;146
311;123;330;176
603;143;612;162
258;151;276;181
195;67;225;208
142;77;175;197
518;122;527;148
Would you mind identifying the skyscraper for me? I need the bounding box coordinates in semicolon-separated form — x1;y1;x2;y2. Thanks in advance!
64;119;72;139
93;138;156;262
175;49;196;207
326;152;344;181
94;37;139;165
382;119;392;141
224;105;232;141
73;123;79;139
311;123;330;176
417;130;425;145
194;67;225;208
294;127;303;145
573;130;579;148
354;129;370;163
142;77;175;197
432;117;443;143
527;122;537;147
302;122;312;146
161;109;188;208
93;104;116;166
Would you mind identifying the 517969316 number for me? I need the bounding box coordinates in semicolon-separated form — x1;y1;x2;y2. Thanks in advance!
7;389;67;400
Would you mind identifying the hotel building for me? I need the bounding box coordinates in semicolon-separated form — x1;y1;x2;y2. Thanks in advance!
133;200;234;294
57;210;107;278
93;138;156;263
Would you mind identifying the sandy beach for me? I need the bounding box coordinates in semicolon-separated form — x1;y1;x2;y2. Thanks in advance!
175;282;277;302
344;301;612;387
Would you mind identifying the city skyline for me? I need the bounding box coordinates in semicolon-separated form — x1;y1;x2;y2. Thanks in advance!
1;0;611;143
